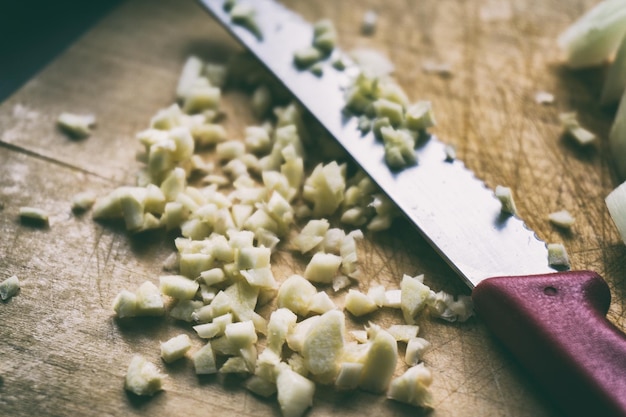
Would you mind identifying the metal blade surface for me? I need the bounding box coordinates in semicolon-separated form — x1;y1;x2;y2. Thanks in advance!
198;0;556;288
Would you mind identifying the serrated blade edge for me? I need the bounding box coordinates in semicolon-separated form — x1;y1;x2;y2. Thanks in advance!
199;0;555;288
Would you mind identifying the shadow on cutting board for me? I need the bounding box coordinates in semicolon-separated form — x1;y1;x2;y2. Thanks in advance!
0;0;124;102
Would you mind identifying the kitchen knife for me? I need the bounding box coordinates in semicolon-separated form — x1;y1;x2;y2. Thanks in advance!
197;0;626;415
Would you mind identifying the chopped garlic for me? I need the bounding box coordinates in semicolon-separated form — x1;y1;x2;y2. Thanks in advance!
344;290;378;317
534;91;555;105
309;62;324;77
57;112;96;138
266;308;297;353
312;19;337;52
548;243;571;269
135;281;165;316
361;10;377;35
229;3;262;39
559;112;596;146
176;55;204;99
548;209;575;229
405;337;431;366
245;375;277;397
383;289;401;308
0;275;20;301
400;274;430;324
335;362;364;390
332;275;352;292
304;252;342;283
308;291;336;314
204;62;228;87
373;99;404;126
169;299;202;322
276;365;315;417
293;218;329;253
495;185;517;216
427;291;474;322
183;84;221;114
161;334;192;363
193;342;217;374
72;191;96;212
421;60;453;77
380;126;417;169
349;48;395;78
159;275;199;300
192;123;227;147
124;355;165;396
387;363;434;409
112;290;137;318
386;324;419;343
19;206;49;226
405;101;436;131
359;324;397;393
277;274;317;316
225;320;258;349
301;310;345;383
294;47;323;68
193;313;233;337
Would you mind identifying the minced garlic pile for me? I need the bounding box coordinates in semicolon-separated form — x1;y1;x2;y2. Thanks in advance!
90;18;472;417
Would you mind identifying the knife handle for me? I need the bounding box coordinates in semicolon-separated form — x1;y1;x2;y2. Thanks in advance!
472;270;626;417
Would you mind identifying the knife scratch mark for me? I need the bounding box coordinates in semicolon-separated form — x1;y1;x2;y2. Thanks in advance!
0;140;112;181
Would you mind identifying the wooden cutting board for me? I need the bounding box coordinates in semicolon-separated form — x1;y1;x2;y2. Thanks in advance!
0;0;623;416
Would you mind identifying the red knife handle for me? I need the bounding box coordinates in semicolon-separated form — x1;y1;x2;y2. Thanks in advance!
472;270;626;417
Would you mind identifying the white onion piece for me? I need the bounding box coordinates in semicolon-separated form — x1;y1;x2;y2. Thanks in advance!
557;0;626;68
601;32;626;105
610;89;626;179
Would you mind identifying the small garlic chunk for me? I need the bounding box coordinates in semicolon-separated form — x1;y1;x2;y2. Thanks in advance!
548;209;575;229
301;310;345;383
559;112;596;146
361;10;377;35
359;324;397;393
72;191;96;212
135;281;165;316
159;275;199;300
387;363;434;409
229;3;262;39
344;289;378;317
405;337;431;366
19;206;49;226
386;324;419;343
277;275;317;316
193;342;217;374
304;252;342;284
548;243;571;269
0;275;20;301
112;290;137;318
400;274;430;324
276;364;315;417
161;334;192;363
495;185;517;216
57;112;96;138
534;91;555;105
124;355;165;396
405;101;436;131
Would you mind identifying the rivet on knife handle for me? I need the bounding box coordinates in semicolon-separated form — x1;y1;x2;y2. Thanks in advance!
473;271;626;417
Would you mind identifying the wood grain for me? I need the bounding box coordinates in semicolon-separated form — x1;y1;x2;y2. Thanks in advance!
0;0;623;416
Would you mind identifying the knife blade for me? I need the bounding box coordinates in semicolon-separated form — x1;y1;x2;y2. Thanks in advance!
197;0;626;415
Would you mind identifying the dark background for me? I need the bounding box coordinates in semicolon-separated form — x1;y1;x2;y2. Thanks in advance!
0;0;124;102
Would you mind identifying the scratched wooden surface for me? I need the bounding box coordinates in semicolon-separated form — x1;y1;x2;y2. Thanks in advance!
0;0;623;416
